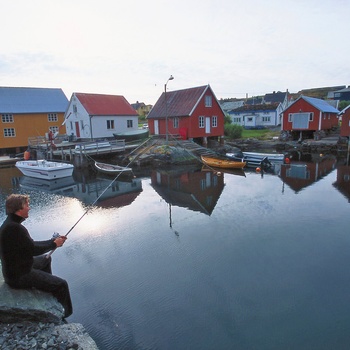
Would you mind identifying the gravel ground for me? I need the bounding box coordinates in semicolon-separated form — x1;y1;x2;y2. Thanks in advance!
0;321;98;350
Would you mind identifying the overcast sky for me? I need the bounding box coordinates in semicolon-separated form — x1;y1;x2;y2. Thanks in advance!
1;0;349;105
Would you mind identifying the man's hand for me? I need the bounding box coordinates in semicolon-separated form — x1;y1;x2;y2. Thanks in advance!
54;236;67;248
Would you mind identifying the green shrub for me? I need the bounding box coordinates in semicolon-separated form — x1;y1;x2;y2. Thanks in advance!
224;124;243;139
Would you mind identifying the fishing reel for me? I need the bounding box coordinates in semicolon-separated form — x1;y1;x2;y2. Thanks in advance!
52;232;60;239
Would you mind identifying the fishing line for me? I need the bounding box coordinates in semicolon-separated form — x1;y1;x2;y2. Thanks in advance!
47;138;155;257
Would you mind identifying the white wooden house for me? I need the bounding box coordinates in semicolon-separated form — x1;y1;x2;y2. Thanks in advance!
64;93;138;139
228;103;283;128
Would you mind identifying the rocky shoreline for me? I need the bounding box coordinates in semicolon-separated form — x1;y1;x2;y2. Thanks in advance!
0;321;97;350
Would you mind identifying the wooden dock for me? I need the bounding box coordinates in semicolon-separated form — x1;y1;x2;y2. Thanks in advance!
28;139;147;167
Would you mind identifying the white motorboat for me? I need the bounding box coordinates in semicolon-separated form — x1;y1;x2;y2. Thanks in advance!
226;151;286;168
15;160;74;180
242;151;285;162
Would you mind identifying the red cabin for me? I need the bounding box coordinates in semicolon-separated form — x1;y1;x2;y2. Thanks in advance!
281;95;339;140
147;85;225;146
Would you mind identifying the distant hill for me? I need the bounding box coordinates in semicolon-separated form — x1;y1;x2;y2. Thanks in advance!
294;85;346;100
220;85;347;102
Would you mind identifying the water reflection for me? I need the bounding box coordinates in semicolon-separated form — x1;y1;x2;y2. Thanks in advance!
279;155;337;193
17;168;143;209
333;163;350;202
150;167;225;215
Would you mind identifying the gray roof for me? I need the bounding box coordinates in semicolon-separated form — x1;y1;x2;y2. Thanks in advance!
220;101;244;111
301;96;339;113
0;87;69;114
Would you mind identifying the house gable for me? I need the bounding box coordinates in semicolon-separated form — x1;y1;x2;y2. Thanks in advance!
147;84;225;141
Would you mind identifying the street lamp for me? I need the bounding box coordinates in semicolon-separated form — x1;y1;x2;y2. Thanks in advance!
164;75;174;143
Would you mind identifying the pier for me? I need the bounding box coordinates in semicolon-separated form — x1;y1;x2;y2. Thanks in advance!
27;136;145;167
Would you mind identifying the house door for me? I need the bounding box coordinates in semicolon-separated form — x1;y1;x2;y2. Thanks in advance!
154;120;159;135
205;117;211;134
75;122;81;137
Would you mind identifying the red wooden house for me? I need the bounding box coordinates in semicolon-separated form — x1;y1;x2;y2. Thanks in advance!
340;104;350;138
147;85;225;146
281;95;339;140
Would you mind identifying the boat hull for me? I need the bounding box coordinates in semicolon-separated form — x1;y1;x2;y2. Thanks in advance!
94;162;133;176
113;129;149;141
15;160;74;180
201;155;246;169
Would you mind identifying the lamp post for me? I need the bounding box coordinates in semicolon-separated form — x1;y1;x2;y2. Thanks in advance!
164;75;174;143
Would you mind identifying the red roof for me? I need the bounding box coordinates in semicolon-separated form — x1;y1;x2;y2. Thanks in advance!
75;93;138;116
147;85;210;119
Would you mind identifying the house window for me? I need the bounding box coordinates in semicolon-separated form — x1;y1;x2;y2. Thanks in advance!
262;116;271;122
107;120;115;129
127;120;133;128
288;113;292;122
2;114;14;123
73;105;77;113
205;96;212;107
199;116;204;128
3;128;15;137
49;126;59;133
173;117;179;129
48;113;58;122
309;113;314;121
212;116;217;127
233;117;241;123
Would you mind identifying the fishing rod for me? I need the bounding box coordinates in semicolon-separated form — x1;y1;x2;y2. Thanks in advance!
47;138;155;257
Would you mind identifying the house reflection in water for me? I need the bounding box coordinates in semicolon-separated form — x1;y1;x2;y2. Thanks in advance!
279;156;337;193
18;169;143;209
333;164;350;202
72;177;143;208
150;168;225;215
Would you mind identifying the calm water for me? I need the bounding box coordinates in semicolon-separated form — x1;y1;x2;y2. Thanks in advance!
1;156;350;350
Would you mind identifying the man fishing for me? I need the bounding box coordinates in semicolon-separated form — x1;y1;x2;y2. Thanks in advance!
0;194;73;319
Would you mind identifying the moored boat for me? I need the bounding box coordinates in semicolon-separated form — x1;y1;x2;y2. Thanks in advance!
201;155;246;169
113;129;149;141
15;160;74;180
94;161;133;176
242;151;285;162
226;150;285;168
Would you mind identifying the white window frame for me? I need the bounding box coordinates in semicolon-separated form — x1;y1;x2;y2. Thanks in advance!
2;114;14;123
127;120;133;128
173;117;179;129
3;128;16;137
48;113;58;122
199;116;204;128
49;126;59;133
212;116;217;127
205;95;212;107
107;120;115;130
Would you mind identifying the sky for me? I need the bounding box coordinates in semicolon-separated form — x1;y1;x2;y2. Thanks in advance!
1;0;349;105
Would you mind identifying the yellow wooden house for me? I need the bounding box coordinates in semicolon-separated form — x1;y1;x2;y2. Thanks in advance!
0;87;69;154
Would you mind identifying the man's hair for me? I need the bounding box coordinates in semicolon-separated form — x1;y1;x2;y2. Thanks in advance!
5;194;29;214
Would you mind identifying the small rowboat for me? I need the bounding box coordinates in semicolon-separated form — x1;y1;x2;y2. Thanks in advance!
201;155;246;169
94;161;133;176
